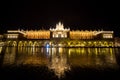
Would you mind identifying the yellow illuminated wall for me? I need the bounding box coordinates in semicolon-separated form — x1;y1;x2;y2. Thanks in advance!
70;31;94;39
25;30;50;39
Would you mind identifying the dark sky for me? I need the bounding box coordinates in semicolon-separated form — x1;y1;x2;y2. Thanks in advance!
0;0;119;36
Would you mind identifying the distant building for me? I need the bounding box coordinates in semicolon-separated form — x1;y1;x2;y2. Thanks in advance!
0;22;114;47
4;22;114;40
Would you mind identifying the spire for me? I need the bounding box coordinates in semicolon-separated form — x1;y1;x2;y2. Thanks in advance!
56;21;64;30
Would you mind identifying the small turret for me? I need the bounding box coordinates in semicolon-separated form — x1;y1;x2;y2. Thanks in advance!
56;22;64;30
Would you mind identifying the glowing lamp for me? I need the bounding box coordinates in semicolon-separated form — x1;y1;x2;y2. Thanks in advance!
46;44;50;48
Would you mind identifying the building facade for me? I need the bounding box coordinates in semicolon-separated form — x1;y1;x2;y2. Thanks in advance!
2;22;114;47
4;22;113;40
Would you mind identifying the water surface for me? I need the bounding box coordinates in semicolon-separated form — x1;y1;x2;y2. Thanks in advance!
0;47;120;79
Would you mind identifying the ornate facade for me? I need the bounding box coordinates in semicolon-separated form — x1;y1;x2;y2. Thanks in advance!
4;22;114;40
50;22;70;38
25;30;50;39
1;22;114;47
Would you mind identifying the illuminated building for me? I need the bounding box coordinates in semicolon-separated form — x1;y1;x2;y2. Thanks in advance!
48;48;70;77
2;22;114;47
25;30;50;39
50;22;70;38
4;22;113;40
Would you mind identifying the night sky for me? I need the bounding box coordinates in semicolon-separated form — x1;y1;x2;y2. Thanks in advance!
0;0;119;36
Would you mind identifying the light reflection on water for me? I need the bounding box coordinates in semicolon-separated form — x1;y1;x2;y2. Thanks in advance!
0;46;119;77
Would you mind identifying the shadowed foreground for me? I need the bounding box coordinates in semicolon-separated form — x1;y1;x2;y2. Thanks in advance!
0;47;120;80
0;65;120;80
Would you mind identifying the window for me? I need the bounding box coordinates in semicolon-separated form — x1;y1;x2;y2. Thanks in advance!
103;34;113;38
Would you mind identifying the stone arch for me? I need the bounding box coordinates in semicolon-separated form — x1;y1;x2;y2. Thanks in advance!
18;41;23;47
62;41;68;45
28;41;33;46
87;41;92;47
12;41;17;46
44;41;50;46
34;41;39;47
101;41;105;47
103;41;108;47
7;41;11;46
79;41;82;46
38;41;42;46
98;41;102;47
23;41;28;47
109;42;113;47
80;41;86;47
93;41;97;47
69;41;74;46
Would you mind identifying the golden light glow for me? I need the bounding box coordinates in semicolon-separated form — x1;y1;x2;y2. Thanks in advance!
0;47;2;53
70;31;94;39
25;30;50;39
7;34;19;38
103;34;113;38
50;22;70;38
6;22;114;41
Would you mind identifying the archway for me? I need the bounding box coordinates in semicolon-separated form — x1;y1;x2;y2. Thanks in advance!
23;41;28;47
28;41;33;47
34;41;39;47
18;41;23;47
12;41;17;47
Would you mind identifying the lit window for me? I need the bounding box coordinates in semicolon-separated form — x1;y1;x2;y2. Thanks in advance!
7;35;10;38
53;34;55;37
56;34;58;37
103;34;113;38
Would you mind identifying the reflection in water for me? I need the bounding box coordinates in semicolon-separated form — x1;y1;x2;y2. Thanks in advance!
0;47;2;53
68;48;117;67
48;48;70;77
3;47;16;65
1;47;119;77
